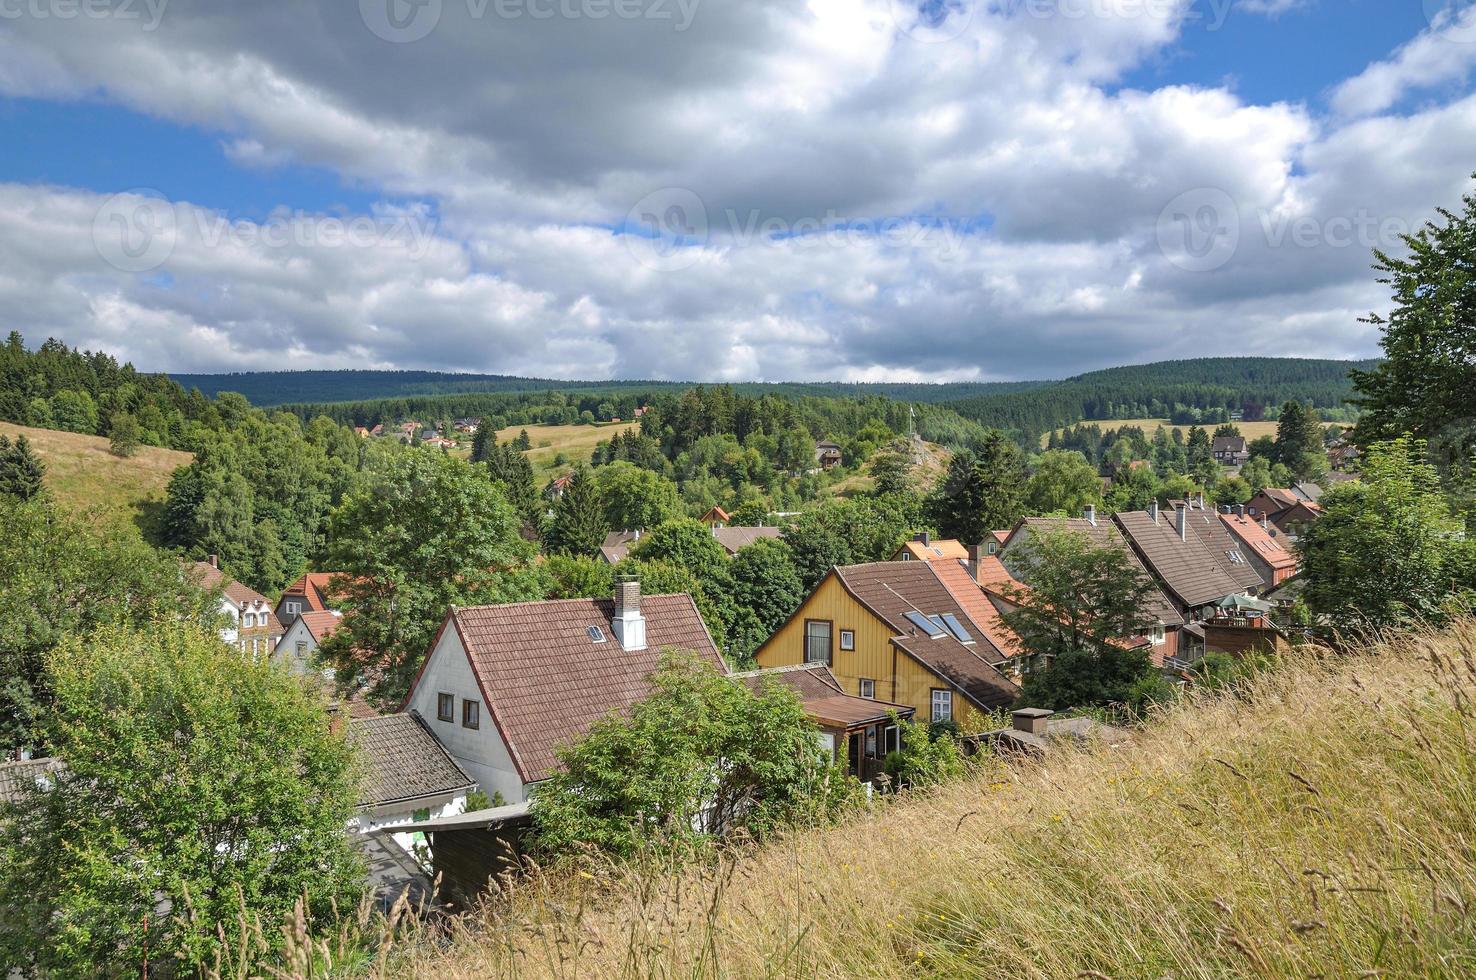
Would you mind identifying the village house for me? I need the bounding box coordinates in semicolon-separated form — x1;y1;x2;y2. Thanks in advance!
814;440;843;470
186;556;282;657
732;663;916;781
699;505;731;527
400;581;725;804
1169;495;1268;595
350;713;477;853
754;561;1021;732
892;532;970;563
272;609;344;676
599;524;781;565
998;511;1185;666
1212;435;1250;466
276;571;350;627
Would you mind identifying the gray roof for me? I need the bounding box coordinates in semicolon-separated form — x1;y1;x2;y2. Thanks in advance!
711;525;781;555
1113;510;1249;610
0;758;62;805
350;714;475;809
1179;506;1267;593
1003;517;1184;627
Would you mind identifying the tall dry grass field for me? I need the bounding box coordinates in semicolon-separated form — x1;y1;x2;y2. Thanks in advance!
379;624;1476;979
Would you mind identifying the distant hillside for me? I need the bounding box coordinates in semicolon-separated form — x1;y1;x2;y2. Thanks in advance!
947;356;1377;440
384;625;1475;977
172;369;1032;408
0;421;190;540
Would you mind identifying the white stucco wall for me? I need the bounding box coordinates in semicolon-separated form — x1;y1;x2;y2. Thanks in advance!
271;617;321;676
405;623;528;804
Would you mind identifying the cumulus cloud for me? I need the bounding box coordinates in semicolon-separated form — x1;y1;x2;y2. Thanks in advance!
0;0;1469;379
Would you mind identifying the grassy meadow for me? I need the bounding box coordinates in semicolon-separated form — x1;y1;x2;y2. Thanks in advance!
375;623;1476;979
0;421;190;539
489;422;636;482
1042;418;1287;448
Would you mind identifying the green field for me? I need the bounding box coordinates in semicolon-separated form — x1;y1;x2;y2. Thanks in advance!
1042;418;1291;448
492;422;637;482
0;421;191;539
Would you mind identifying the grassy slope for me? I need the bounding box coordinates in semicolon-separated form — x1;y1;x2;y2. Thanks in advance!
388;624;1476;978
492;422;637;483
0;422;190;539
1042;418;1289;448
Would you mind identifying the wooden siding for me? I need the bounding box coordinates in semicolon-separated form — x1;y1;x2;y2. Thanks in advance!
755;575;994;732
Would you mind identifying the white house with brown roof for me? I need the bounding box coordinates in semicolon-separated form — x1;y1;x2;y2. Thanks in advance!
272;609;344;676
400;581;725;804
186;557;282;657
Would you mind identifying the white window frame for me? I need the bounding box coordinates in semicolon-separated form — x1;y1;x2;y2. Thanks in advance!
930;689;952;723
839;629;855;651
1151;625;1166;646
858;678;875;699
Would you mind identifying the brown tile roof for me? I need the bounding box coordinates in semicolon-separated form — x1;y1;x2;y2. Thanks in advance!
350;713;475;809
1179;507;1267;592
599;530;639;564
731;663;914;728
1220;514;1298;573
893;538;971;562
1003;518;1184;627
1252;487;1301;513
711;525;781;555
1113;510;1249;610
187;561;281;632
444;593;725;783
833;562;1021;712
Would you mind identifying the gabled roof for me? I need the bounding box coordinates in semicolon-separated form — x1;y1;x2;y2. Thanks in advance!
711;525;781;555
928;558;1023;660
1252;487;1301;513
731;663;914;728
893;538;970;562
831;562;1021;712
1112;510;1249;610
187;561;281;629
429;593;724;784
1220;514;1298;573
281;572;350;614
699;505;731;524
1179;507;1267;592
1291;482;1324;502
599;530;640;564
1002;518;1184;627
350;713;475;809
1212;436;1247;453
298;610;345;643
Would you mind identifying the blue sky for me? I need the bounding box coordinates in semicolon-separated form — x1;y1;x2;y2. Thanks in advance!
1;0;1474;380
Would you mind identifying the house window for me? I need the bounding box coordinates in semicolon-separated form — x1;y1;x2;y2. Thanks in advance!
286;601;301;616
839;630;855;651
243;613;255;627
865;728;878;758
858;678;875;699
437;693;454;722
462;699;481;730
804;620;832;665
1150;626;1166;646
883;724;899;755
931;689;953;723
295;641;308;659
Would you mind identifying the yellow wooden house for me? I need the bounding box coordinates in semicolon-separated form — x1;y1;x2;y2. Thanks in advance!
754;561;1021;735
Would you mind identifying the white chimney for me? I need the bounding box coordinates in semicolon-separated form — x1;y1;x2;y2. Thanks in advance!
613;578;647;652
1149;501;1160;524
1084;504;1096;527
1175;503;1188;541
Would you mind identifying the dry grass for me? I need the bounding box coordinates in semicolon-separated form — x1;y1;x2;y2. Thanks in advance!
380;623;1476;978
0;421;191;539
491;423;637;482
1041;418;1295;448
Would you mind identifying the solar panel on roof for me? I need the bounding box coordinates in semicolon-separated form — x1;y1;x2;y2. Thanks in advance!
904;610;946;638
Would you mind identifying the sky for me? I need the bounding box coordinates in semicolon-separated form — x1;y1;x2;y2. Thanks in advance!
1;0;1475;382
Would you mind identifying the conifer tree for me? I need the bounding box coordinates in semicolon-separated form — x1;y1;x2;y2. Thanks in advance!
0;435;46;501
470;418;496;462
545;465;606;556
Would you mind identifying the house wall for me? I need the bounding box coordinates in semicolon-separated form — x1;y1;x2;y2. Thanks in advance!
352;794;466;854
754;576;993;731
405;625;527;805
1203;623;1289;659
272;618;320;676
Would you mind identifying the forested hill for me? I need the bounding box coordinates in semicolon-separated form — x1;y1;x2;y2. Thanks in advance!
172;369;1038;408
946;356;1378;440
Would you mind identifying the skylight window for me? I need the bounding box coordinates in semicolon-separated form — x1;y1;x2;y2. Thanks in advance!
587;625;607;643
939;613;974;644
904;611;946;638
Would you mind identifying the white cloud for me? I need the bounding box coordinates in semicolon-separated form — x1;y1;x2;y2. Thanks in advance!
1332;5;1476;118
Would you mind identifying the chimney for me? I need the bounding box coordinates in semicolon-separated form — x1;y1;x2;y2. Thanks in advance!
207;554;219;569
1175;503;1188;541
612;577;647;652
1262;514;1270;531
1012;708;1052;736
966;543;981;581
1236;504;1246;518
1196;491;1206;510
1149;501;1160;524
1084;504;1096;526
917;531;931;546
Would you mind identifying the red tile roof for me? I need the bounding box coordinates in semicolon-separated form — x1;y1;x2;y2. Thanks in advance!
281;572;351;614
299;610;345;642
440;593;725;783
928;558;1024;660
893;538;971;562
187;561;281;632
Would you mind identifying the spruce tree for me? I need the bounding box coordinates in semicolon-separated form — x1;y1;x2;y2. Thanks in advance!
1274;401;1324;477
486;442;539;526
470;419;496;463
0;435;47;501
544;466;607;556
